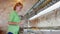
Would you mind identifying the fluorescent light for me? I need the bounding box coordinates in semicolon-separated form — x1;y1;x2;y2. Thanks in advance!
29;1;60;20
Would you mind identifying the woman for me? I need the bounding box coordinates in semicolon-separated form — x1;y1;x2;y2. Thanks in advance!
8;2;23;34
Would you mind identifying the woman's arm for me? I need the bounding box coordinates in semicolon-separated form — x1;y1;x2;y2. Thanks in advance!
8;22;19;25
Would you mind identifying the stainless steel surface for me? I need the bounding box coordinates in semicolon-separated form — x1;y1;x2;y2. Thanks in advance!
23;29;60;34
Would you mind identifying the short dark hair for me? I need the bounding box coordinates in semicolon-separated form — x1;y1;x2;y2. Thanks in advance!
14;2;23;10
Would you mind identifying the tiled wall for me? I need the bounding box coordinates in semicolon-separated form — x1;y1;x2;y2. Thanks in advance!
0;0;38;30
0;0;16;30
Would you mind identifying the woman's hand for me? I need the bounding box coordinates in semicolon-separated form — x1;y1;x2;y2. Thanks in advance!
19;22;24;27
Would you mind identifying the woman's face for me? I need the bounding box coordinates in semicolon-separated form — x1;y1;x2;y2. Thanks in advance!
16;6;22;12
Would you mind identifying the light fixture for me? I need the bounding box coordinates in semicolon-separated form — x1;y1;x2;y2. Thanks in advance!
16;0;21;2
16;0;25;3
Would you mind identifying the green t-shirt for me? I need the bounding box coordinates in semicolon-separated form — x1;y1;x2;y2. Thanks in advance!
8;11;21;34
9;10;21;23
